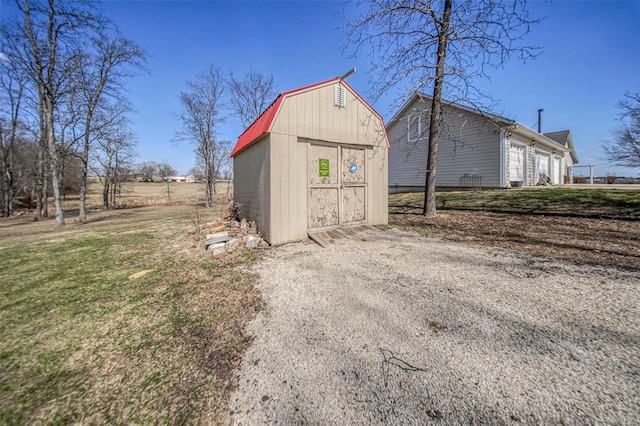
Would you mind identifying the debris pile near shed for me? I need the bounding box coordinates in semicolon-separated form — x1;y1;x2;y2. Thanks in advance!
195;202;268;257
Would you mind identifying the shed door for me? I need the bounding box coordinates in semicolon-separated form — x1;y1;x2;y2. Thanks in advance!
341;147;366;223
308;143;366;229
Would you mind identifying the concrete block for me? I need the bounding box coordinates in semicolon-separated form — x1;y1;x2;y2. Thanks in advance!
205;231;230;246
207;242;226;257
244;235;262;249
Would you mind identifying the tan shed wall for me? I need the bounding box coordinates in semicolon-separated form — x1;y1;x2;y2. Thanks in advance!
366;144;388;225
233;136;271;242
266;83;388;245
268;134;309;244
270;83;386;147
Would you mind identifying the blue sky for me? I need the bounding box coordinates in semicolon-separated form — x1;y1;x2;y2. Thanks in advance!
4;1;640;177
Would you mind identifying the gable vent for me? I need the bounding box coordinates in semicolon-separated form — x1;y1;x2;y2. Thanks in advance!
334;85;346;108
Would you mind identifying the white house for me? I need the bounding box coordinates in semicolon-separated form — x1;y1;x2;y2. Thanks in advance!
387;93;578;190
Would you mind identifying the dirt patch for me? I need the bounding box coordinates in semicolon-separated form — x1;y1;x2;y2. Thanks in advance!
389;191;640;270
391;211;640;270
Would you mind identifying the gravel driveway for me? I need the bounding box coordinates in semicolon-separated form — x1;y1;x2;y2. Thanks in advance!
230;228;639;424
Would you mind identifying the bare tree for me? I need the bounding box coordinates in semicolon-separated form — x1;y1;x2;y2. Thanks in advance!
603;92;640;169
13;0;107;225
73;33;146;222
228;69;278;129
157;161;177;181
0;55;26;217
345;0;540;215
94;124;136;209
175;65;225;207
137;161;158;182
187;165;204;182
157;161;177;204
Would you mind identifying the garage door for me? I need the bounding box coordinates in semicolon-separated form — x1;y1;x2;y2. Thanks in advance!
553;156;562;184
509;145;524;182
534;152;549;183
308;143;366;229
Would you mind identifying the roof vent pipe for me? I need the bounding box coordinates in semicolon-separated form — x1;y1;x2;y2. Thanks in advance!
537;108;544;133
340;67;356;81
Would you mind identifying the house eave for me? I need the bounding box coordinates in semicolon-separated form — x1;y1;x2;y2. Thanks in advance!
508;124;571;153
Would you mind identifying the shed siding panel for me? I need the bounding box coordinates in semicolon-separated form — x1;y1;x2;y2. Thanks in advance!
268;134;309;245
233;137;271;242
388;99;502;188
271;84;387;148
366;145;388;225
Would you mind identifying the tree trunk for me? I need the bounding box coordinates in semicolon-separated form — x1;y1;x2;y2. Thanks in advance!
34;143;46;220
45;107;64;225
103;163;111;209
423;0;452;217
2;146;14;218
79;104;96;221
78;152;89;221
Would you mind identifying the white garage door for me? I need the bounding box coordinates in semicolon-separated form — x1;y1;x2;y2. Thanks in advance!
553;156;562;184
534;152;549;183
509;145;524;182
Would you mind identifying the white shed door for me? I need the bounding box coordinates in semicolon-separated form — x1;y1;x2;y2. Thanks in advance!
553;156;562;184
509;145;524;182
308;143;366;229
534;152;549;182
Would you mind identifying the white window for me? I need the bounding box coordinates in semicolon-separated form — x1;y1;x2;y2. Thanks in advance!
334;85;346;108
407;111;429;142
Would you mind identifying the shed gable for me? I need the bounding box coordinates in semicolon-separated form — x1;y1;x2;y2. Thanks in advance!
231;78;389;157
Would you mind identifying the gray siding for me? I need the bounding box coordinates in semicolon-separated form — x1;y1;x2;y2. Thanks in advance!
388;99;502;188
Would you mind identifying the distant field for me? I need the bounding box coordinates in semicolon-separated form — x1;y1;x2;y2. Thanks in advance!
390;188;640;270
75;180;233;209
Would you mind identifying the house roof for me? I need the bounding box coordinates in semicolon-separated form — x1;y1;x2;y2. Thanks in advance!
231;77;389;157
387;92;576;155
387;92;516;129
544;130;579;163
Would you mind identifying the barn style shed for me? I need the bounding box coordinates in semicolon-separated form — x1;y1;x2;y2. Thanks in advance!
231;77;390;246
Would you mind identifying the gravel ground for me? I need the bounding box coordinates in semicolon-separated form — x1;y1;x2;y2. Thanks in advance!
230;228;639;424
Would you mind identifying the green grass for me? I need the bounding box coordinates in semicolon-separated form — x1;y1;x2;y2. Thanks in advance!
0;206;261;424
391;188;640;219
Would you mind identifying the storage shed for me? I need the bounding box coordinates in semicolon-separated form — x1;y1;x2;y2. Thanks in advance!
231;77;390;246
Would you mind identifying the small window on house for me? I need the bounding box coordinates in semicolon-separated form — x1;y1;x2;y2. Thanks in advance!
334;85;346;108
407;111;429;142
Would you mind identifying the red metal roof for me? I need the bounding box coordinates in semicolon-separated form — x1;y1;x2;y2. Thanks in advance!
230;77;389;157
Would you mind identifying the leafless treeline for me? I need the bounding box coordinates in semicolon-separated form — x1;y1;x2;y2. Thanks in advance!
0;0;146;223
175;67;277;207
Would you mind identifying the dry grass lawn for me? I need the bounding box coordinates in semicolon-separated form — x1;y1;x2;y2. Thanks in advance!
0;181;260;424
390;188;640;270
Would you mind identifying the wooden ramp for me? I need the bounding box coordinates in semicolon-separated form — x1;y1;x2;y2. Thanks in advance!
308;225;378;247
